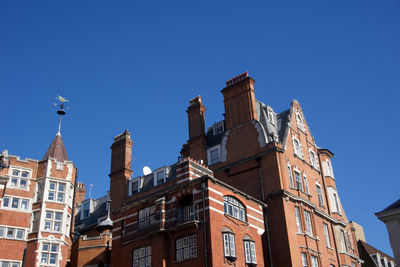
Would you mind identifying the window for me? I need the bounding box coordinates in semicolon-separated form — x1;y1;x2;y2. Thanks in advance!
2;197;29;211
155;169;165;186
0;226;25;241
138;206;156;230
222;232;236;259
48;182;66;203
32;211;40;232
303;174;309;194
132;180;139;194
301;253;308;267
81;202;90;219
132;246;151;267
9;169;29;190
323;223;331;248
176;234;197;262
0;227;4;237
294;170;303;191
295;207;302;233
304;211;313;237
208;145;221;165
40;243;58;265
15;229;24;239
311;256;319;267
333;192;341;214
6;228;15;239
36;182;44;202
293;137;303;158
243;240;257;265
324;160;334;178
288;165;294;187
267;108;275;125
296;112;306;131
316;184;324;206
179;195;196;223
340;229;347;253
224;196;246;222
213;121;224;135
309;149;318;169
44;211;63;232
0;262;20;267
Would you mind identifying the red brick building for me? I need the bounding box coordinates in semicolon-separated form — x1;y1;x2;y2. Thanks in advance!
181;72;363;267
0;107;77;266
109;130;266;267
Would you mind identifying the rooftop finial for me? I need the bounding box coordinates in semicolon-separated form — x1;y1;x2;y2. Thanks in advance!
55;95;69;135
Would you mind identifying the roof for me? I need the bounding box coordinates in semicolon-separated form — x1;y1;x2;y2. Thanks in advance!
358;240;395;265
43;133;68;162
75;196;109;233
381;198;400;213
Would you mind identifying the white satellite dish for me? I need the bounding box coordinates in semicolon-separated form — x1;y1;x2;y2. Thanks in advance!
143;166;152;176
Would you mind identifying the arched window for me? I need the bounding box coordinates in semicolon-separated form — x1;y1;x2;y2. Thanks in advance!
224;196;246;222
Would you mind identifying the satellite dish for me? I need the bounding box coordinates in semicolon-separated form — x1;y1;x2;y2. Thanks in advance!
143;166;152;176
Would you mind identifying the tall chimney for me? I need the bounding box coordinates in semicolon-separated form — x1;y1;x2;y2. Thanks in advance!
109;129;133;212
181;96;207;162
75;182;86;206
221;72;257;130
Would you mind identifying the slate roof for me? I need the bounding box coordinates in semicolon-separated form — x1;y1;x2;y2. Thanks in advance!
358;240;396;266
380;198;400;213
43;133;69;162
132;164;178;192
205;99;293;149
75;195;109;234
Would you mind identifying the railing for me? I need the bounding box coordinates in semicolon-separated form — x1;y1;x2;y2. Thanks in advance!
121;206;200;242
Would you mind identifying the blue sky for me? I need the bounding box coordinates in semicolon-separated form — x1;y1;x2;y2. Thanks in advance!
1;0;399;256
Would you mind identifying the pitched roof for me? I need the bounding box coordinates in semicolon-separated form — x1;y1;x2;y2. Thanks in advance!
381;198;400;213
43;133;69;162
358;240;395;265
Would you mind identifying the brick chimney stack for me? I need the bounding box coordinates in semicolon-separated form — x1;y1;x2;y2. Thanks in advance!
109;129;133;211
221;72;258;130
75;182;86;206
181;96;207;163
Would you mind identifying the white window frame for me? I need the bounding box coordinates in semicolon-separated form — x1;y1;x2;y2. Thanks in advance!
207;145;221;165
304;210;313;237
295;206;302;233
8;168;30;191
308;149;319;170
243;239;257;265
316;183;324;207
154;169;166;186
48;181;66;203
267;107;275;125
222;232;236;259
333;192;341;214
40;242;59;266
296;112;306;132
294;169;303;191
303;173;309;194
0;226;26;241
311;255;319;267
81;201;90;220
224;196;246;222
340;229;347;253
132;245;151;267
287;164;294;188
213;121;224;135
1;196;30;212
323;223;331;248
324;159;334;178
301;252;308;267
292;136;303;158
0;261;21;267
176;234;197;262
44;210;63;233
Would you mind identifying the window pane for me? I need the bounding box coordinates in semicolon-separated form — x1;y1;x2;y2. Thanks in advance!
55;212;62;221
21;200;28;210
49;182;56;190
53;222;61;232
1;262;9;267
2;197;9;207
48;192;55;201
51;244;58;252
46;212;53;220
16;229;24;239
58;183;65;192
12;170;19;176
21;171;28;178
0;227;4;237
11;178;18;186
49;254;57;264
20;179;27;188
41;253;48;263
6;228;15;238
57;193;64;202
42;243;49;251
44;221;52;231
229;234;236;257
11;198;19;208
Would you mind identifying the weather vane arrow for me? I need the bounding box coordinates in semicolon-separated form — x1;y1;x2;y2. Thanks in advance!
54;95;70;135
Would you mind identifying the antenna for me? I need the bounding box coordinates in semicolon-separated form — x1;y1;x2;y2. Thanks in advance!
54;95;70;135
143;166;152;176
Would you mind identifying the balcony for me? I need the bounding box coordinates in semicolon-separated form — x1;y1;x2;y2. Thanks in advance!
121;205;200;243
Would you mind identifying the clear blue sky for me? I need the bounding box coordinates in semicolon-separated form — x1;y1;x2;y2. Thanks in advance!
1;0;399;257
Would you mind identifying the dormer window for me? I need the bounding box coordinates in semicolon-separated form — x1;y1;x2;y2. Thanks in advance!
296;112;306;132
213;121;224;135
81;201;90;219
267;107;275;125
153;167;169;187
207;145;221;165
132;180;139;194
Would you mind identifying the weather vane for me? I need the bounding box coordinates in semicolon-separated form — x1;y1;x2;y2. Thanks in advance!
54;95;70;135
